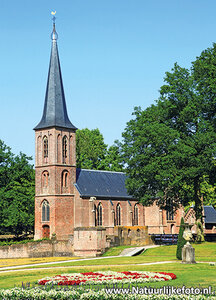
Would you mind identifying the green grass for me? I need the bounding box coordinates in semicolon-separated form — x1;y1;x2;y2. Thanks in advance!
140;242;216;262
102;245;137;256
0;242;215;291
2;242;215;271
0;257;79;268
0;263;215;289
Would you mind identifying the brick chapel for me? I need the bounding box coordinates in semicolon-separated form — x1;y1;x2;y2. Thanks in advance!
34;21;183;255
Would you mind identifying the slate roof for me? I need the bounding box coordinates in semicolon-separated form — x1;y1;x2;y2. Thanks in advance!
204;206;216;224
34;23;77;131
75;169;134;200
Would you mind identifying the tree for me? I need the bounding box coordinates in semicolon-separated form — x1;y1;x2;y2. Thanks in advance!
122;61;216;220
122;105;181;210
76;128;124;171
176;217;186;260
100;140;124;172
76;128;107;170
0;140;35;236
200;176;216;207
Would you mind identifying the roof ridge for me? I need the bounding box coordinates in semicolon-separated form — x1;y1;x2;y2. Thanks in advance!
79;168;126;174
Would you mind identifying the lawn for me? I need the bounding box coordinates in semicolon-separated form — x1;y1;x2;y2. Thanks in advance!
0;242;215;293
140;242;216;262
6;242;214;271
0;257;79;268
0;263;215;290
102;245;139;256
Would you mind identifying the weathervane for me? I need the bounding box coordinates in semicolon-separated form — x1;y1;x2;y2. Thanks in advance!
51;11;56;23
51;11;58;41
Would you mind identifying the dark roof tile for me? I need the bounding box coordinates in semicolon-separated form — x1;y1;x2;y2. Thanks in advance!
75;169;134;200
204;206;216;224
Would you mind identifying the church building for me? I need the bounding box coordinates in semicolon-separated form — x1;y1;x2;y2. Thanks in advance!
34;21;183;256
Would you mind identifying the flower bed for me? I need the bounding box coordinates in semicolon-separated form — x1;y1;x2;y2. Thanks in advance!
38;271;176;286
0;287;212;300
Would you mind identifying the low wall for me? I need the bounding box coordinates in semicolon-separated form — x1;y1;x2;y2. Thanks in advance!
114;226;152;246
0;226;152;258
0;239;74;259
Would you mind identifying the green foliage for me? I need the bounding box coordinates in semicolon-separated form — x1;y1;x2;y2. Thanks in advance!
76;128;107;170
176;217;187;260
122;55;216;219
0;140;35;236
200;176;216;207
101;140;124;172
76;128;124;171
0;238;49;247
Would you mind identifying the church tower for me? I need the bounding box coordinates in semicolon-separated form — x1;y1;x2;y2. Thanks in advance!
34;18;77;240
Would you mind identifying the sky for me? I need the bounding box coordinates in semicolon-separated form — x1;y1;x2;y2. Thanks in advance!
1;0;216;164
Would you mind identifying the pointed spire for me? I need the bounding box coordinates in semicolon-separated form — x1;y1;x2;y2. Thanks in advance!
34;14;77;131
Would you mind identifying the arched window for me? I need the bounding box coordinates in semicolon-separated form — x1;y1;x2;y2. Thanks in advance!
57;134;61;163
42;200;50;222
97;203;102;226
94;204;97;226
166;200;174;220
62;136;67;163
116;203;121;226
42;171;49;187
43;136;48;158
62;171;69;188
134;204;139;225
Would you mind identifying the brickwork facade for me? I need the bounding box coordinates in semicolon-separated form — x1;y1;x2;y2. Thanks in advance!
34;127;76;240
185;207;216;235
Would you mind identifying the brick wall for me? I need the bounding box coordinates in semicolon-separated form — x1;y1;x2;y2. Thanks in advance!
74;227;106;257
0;240;74;259
34;127;76;240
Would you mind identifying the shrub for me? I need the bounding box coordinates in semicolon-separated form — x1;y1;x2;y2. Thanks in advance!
0;238;49;247
176;217;187;260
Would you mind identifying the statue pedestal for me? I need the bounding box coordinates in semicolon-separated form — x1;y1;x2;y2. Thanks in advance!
182;242;196;264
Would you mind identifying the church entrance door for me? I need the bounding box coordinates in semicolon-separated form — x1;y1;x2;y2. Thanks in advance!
42;225;50;238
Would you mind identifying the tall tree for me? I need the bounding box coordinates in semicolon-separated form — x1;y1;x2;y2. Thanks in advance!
101;140;124;172
76;128;108;170
122;60;216;221
76;128;124;171
0;140;35;236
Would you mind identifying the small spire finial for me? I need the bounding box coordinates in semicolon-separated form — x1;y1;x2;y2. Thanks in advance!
51;11;58;41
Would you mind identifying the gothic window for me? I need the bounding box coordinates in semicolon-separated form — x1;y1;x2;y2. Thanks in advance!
62;170;69;188
65;172;68;187
134;204;139;225
116;203;121;226
57;134;61;163
42;171;49;187
62;136;67;163
42;200;50;222
43;136;48;158
166;200;174;221
94;204;97;226
97;203;102;226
